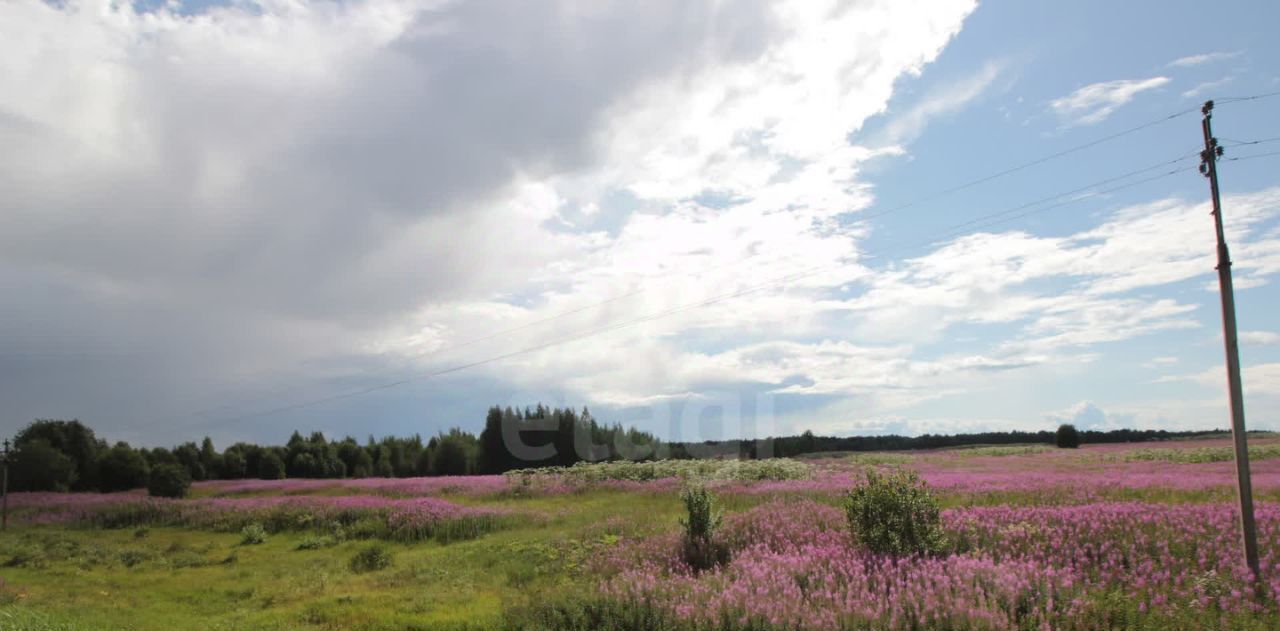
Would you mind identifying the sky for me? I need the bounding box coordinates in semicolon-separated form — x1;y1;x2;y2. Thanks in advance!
2;0;1279;447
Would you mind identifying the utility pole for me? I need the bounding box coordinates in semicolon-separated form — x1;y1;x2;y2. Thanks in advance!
1199;99;1261;586
1;439;9;531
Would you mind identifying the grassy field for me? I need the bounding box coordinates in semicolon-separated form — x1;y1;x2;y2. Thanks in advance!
2;440;1279;629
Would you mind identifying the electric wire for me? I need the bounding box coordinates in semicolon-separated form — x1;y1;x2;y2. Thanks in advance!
159;152;1204;432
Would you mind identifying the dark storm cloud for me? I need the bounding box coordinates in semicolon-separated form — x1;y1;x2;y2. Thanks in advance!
0;0;779;443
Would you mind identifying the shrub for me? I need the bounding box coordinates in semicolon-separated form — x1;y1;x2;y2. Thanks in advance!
1056;424;1081;449
240;523;267;545
97;442;151;492
348;544;392;573
118;549;153;568
678;484;729;571
844;468;944;556
147;464;192;498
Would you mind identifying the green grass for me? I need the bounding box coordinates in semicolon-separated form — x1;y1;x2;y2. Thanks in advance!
0;490;697;630
1122;443;1280;464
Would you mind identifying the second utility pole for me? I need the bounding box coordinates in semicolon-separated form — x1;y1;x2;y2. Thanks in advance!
1199;99;1260;586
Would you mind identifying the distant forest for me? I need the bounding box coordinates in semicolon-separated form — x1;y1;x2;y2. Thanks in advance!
5;407;1232;493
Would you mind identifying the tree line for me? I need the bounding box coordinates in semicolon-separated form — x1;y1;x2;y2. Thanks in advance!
4;410;1232;493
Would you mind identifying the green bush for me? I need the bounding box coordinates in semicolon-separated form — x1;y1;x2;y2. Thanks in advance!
147;463;192;498
1056;424;1081;449
239;523;267;545
97;443;151;492
118;549;153;568
678;484;729;572
348;544;392;573
844;468;944;556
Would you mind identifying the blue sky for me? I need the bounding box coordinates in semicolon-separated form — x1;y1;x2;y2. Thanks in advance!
1;0;1278;447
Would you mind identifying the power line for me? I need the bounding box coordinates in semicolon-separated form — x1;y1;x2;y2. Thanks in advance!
907;152;1200;238
1218;136;1280;148
940;166;1196;237
857;108;1200;222
135;105;1237;429
1222;150;1280;163
137;88;1280;432
1216;90;1280;104
162;151;1202;433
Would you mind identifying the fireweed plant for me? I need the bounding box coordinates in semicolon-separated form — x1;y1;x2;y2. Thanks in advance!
679;484;729;572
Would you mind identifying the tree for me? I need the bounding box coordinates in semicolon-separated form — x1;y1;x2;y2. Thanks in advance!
173;441;206;481
97;442;151;492
431;430;476;476
336;439;365;476
352;450;374;478
1056;424;1081;449
221;449;247;479
10;439;77;491
14;419;103;491
414;447;432;476
199;437;221;479
478;406;508;474
373;457;394;478
148;464;192;498
292;453;320;478
258;452;286;480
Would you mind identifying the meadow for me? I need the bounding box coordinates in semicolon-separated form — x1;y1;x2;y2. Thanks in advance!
1;438;1279;630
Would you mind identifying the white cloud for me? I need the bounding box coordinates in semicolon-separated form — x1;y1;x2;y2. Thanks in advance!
1167;51;1241;68
1049;77;1170;126
1143;356;1180;368
1046;400;1133;430
3;1;1277;444
1159;363;1280;399
1183;77;1234;100
0;0;985;441
876;59;1006;146
1241;331;1280;346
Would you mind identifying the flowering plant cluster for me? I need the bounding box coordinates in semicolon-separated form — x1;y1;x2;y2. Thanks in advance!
597;499;1279;629
6;492;517;543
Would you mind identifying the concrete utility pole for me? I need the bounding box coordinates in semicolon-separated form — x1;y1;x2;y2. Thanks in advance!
1199;99;1261;585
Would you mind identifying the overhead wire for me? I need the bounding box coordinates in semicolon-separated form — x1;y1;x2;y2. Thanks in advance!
157;150;1205;433
132;89;1280;433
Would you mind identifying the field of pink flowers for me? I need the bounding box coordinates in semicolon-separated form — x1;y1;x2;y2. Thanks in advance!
6;490;516;543
595;498;1279;629
5;438;1280;629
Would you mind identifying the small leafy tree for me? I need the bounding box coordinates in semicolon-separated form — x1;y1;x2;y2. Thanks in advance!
1056;424;1081;449
679;484;729;571
147;464;192;498
845;468;944;556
